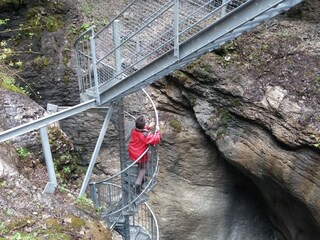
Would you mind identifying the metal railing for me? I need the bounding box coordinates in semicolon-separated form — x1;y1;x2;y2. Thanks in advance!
88;88;160;238
74;0;250;102
90;183;160;239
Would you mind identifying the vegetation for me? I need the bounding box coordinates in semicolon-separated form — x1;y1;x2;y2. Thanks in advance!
169;119;182;133
16;146;31;159
76;194;94;209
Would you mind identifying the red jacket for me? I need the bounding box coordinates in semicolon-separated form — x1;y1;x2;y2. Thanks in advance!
128;127;161;163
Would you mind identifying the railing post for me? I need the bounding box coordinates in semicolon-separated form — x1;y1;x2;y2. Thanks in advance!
114;19;131;240
113;20;122;81
40;127;57;194
173;0;180;58
135;34;141;68
89;28;101;105
221;0;228;17
90;183;98;208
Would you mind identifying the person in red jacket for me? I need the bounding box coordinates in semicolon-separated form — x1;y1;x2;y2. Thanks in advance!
128;116;161;193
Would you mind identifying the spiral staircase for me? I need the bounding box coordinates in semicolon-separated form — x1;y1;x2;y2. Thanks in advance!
0;0;302;239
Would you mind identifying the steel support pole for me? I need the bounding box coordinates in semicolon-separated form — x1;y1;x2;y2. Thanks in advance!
40;127;57;194
173;0;180;58
79;105;114;196
90;29;101;105
114;19;130;240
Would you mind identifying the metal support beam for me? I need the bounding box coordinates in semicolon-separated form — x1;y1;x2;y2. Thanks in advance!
0;99;96;143
79;104;114;196
114;19;130;240
40;127;57;194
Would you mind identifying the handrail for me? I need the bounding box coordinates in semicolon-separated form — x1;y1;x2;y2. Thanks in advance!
89;87;160;218
92;147;149;185
74;26;95;49
92;87;159;185
74;0;255;103
93;183;160;239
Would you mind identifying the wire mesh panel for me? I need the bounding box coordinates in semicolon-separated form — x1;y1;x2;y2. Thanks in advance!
75;0;251;101
74;28;96;101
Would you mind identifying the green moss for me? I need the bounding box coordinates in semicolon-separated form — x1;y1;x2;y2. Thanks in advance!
69;216;86;228
33;56;51;68
27;6;64;33
169;119;182;133
187;92;197;106
0;71;29;95
218;108;231;126
261;43;270;52
5;216;34;232
47;127;80;183
0;0;25;9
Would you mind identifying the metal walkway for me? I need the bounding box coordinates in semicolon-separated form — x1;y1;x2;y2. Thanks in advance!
75;0;302;105
0;0;301;239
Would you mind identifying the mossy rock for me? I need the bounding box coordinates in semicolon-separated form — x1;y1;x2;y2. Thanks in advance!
169;119;182;133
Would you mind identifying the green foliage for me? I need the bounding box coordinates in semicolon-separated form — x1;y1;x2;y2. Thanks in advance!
27;7;64;33
169;119;182;133
0;18;9;26
261;43;270;52
76;194;94;208
81;22;90;31
33;56;50;68
62;166;71;174
0;180;7;188
0;72;29;95
6;209;13;217
16;147;30;159
316;76;320;83
0;0;25;9
0;222;6;234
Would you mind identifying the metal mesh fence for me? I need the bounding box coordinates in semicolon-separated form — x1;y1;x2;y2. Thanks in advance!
75;0;250;101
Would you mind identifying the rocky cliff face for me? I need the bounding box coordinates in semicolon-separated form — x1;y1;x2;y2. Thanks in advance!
147;2;320;239
0;0;81;107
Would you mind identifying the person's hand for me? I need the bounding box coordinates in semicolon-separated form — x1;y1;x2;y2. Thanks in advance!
156;125;160;132
149;121;155;129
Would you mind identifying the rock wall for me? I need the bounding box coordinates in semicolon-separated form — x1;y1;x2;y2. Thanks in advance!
147;2;320;238
0;0;81;107
1;0;319;239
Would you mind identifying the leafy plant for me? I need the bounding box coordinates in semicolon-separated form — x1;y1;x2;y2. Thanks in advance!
0;18;9;26
76;195;94;208
0;222;6;234
0;73;29;95
62;166;71;174
16;147;31;159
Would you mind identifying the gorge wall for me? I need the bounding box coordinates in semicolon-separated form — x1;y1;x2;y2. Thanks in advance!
1;0;319;239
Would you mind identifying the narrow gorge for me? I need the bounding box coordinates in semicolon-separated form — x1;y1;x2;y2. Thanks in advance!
0;0;319;239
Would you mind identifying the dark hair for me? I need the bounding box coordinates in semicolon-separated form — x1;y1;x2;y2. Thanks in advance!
135;116;146;129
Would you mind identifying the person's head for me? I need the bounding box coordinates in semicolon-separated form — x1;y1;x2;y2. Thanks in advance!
135;116;146;130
